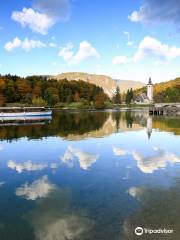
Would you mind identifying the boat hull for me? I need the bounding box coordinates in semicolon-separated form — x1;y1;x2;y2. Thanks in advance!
0;111;52;118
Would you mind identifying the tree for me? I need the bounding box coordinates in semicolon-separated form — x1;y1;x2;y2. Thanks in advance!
74;92;80;102
94;93;106;109
113;86;121;104
129;88;133;102
126;88;133;104
0;94;6;106
45;87;59;105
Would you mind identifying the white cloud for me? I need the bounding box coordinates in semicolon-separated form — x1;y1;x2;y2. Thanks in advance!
16;175;56;200
132;148;180;174
12;8;54;35
112;36;180;65
59;41;100;65
58;42;74;62
61;146;99;170
134;36;180;61
5;37;46;52
12;1;70;34
28;188;93;240
33;214;92;240
113;147;128;156
128;186;144;200
112;56;131;64
49;42;58;48
123;31;134;47
8;160;48;173
112;146;180;174
0;181;5;187
50;163;59;169
128;8;144;22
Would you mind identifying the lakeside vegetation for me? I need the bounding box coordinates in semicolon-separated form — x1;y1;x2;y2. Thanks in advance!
0;74;132;109
0;74;110;109
0;74;179;109
134;78;180;103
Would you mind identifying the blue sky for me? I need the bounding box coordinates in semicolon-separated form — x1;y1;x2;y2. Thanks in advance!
1;0;180;83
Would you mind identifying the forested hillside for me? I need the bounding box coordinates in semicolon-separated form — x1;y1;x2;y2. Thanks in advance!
0;75;109;108
135;78;180;103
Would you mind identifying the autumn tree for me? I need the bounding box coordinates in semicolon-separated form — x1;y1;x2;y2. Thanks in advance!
94;93;106;109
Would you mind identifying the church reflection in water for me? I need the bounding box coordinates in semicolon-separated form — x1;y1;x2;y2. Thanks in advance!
0;109;179;141
0;109;179;240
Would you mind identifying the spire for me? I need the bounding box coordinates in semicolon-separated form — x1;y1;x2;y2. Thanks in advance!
148;77;152;85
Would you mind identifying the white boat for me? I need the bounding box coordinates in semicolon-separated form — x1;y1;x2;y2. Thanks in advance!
0;107;52;118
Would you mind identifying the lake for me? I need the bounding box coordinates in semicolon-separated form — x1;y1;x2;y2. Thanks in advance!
0;110;180;240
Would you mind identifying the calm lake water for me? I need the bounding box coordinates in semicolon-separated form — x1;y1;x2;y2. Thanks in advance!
0;110;180;240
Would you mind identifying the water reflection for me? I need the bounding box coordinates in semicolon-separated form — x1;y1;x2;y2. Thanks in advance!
26;186;93;240
123;179;180;239
0;110;179;141
16;175;55;200
8;160;48;173
61;146;99;170
113;147;180;173
0;110;179;239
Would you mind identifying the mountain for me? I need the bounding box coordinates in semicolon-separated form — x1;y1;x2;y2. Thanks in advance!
51;72;145;97
115;79;146;93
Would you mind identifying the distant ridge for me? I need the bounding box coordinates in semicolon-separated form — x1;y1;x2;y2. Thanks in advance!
51;72;145;97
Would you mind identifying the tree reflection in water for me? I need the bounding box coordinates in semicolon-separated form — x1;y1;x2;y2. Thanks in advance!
0;110;179;141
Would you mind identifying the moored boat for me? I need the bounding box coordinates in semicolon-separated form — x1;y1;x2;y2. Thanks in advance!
0;107;52;118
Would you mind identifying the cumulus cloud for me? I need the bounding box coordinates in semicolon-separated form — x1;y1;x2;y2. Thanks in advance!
59;41;100;65
12;1;70;34
28;187;93;240
132;148;180;174
5;37;46;52
12;8;54;35
113;36;180;64
8;160;48;173
128;0;180;25
16;175;56;200
113;146;180;174
61;146;99;170
34;215;92;240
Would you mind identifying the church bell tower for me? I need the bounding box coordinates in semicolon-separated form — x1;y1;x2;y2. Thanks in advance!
147;77;153;103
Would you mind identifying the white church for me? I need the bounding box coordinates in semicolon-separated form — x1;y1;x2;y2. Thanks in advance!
135;77;153;104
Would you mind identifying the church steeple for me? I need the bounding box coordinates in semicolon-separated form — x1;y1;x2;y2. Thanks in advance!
148;77;152;85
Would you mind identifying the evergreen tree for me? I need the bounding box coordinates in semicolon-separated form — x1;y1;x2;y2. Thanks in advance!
113;86;121;104
129;88;133;102
126;89;130;104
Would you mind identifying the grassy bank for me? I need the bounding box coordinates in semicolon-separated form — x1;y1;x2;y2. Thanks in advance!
5;101;152;110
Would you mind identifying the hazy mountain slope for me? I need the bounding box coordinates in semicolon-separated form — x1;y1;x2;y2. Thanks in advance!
51;72;145;97
115;79;145;93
